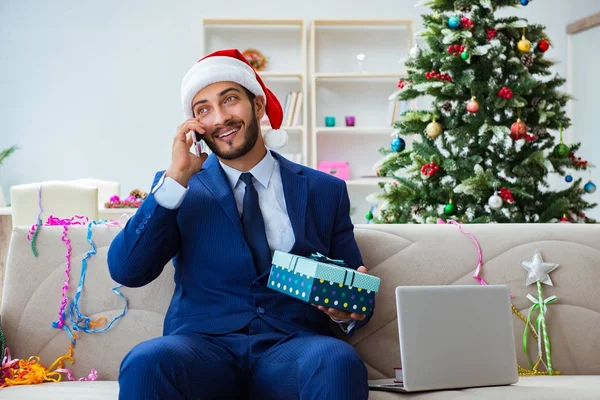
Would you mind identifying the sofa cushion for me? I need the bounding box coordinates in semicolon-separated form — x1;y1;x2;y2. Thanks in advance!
350;224;600;378
1;376;599;399
0;226;174;381
368;376;600;399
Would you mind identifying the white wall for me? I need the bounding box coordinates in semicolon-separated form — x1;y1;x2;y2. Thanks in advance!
1;0;600;204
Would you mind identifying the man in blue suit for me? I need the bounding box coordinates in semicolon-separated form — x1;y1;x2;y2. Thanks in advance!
108;48;373;399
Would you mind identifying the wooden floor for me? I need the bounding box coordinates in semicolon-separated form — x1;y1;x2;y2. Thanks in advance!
0;215;12;308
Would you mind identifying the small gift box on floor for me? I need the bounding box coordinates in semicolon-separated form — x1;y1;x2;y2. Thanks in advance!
267;251;380;315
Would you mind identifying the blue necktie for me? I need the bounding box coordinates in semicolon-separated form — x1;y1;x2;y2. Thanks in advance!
240;172;271;275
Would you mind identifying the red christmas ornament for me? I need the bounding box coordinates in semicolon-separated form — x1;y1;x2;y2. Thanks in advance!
498;86;513;99
461;17;474;29
499;187;514;203
537;39;550;52
510;119;528;140
447;44;466;57
486;28;497;41
421;162;440;177
569;152;589;167
425;71;452;82
466;97;480;113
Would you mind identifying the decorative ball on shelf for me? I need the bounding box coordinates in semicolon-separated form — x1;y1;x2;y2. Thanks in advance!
510;118;528;140
520;0;529;5
488;192;504;210
537;39;550;52
391;136;406;152
553;143;570;158
426;120;443;138
365;210;374;221
460;50;470;60
130;189;148;200
518;37;532;53
565;175;573;183
242;48;268;71
409;44;422;58
444;201;457;216
448;15;461;29
584;181;597;194
466;96;480;113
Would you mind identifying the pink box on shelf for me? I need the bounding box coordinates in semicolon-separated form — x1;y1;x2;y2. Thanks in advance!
317;161;350;181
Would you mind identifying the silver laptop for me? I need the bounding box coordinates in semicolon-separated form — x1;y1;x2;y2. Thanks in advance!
369;285;518;393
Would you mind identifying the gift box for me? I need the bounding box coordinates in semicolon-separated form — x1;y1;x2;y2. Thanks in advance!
267;251;380;315
317;161;350;181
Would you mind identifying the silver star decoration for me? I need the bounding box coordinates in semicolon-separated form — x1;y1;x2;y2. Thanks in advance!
521;249;559;286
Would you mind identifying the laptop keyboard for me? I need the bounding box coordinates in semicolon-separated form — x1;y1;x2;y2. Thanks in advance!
379;383;405;388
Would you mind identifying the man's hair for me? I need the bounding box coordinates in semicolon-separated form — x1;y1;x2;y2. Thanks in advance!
243;87;256;103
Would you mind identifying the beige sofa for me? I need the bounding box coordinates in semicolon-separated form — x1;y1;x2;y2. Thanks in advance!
1;223;599;399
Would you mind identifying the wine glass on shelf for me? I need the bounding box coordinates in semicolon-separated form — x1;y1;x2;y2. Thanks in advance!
356;52;366;74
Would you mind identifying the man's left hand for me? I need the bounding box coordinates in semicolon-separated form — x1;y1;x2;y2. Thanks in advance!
311;266;369;322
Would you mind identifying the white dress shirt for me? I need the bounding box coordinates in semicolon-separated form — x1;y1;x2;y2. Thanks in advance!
151;149;355;332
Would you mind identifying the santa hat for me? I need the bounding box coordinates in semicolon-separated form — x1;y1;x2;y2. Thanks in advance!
181;48;288;150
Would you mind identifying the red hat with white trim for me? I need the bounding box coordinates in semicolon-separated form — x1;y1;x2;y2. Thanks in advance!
181;48;288;150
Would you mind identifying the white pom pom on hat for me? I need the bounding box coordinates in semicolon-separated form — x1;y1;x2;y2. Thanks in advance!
181;48;288;150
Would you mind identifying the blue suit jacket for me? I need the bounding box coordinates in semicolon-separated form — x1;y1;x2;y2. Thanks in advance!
108;150;371;337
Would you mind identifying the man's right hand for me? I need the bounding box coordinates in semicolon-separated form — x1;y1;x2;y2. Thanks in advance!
166;119;209;187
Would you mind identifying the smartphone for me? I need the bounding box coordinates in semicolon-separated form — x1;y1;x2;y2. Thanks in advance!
192;130;205;156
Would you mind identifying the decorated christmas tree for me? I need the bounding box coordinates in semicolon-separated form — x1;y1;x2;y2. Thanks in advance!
368;0;597;224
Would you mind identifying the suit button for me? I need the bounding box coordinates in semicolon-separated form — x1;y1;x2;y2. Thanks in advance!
135;229;141;235
256;307;265;314
146;212;152;218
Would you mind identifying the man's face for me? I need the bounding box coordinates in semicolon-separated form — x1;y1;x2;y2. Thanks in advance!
191;81;263;160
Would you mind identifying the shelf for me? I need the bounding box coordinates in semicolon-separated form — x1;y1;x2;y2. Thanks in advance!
315;72;405;80
313;19;413;27
258;72;304;80
345;177;395;186
202;18;303;27
316;127;393;135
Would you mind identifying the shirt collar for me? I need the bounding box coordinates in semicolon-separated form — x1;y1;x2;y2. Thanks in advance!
219;149;276;190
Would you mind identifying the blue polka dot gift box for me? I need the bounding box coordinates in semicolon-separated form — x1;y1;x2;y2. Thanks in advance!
268;251;380;315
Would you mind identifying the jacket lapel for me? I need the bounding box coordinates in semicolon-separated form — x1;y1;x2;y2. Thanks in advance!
196;154;243;234
273;151;307;254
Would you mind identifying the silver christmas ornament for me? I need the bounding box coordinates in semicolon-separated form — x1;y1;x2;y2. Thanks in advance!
521;249;559;286
409;44;422;58
487;192;503;210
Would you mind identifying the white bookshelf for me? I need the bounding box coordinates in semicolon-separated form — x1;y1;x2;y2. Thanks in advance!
200;18;309;165
309;19;414;224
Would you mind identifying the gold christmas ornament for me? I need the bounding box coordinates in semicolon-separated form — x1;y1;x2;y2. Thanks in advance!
426;120;443;138
518;28;531;53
